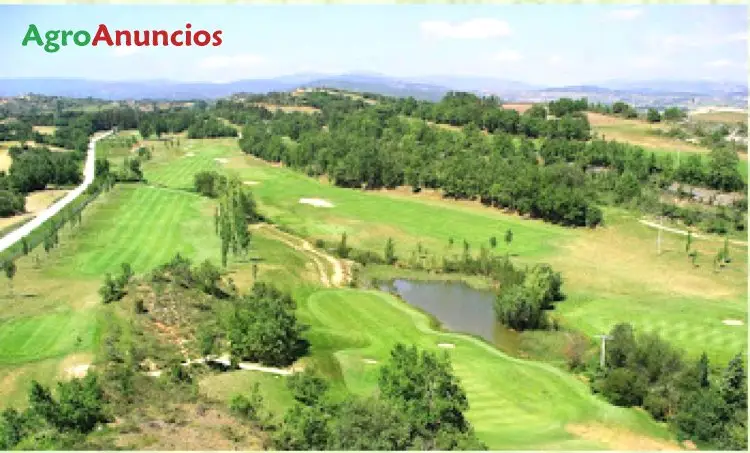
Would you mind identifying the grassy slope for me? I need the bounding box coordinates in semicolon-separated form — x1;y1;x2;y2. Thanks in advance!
291;288;675;450
139;138;678;449
137;138;746;363
0;182;221;407
0;135;738;449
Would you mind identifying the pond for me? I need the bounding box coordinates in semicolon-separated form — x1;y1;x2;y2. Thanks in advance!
379;279;520;351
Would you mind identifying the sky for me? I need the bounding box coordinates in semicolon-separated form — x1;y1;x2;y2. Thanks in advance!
0;4;747;86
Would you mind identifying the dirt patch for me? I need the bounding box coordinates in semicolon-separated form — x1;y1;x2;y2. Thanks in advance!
185;152;195;157
437;343;455;349
253;103;320;114
566;423;680;450
0;149;10;172
60;353;94;380
722;319;744;326
115;404;264;450
299;198;334;208
503;103;533;114
363;359;378;364
243;181;260;186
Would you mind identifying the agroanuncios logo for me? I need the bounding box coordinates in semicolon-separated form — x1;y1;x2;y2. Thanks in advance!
22;23;223;53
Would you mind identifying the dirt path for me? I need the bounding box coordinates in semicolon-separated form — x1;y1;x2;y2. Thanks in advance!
639;219;748;246
254;223;347;287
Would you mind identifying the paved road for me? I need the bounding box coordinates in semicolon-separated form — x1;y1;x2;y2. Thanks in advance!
0;130;114;254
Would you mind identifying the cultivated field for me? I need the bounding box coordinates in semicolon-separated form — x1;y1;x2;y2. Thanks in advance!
689;109;748;125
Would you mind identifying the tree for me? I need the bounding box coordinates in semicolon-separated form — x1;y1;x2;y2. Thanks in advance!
226;283;309;367
698;352;710;389
3;260;16;296
489;236;497;249
504;229;513;249
327;397;411;450
336;232;349;259
494;285;547;331
598;367;647;406
663;107;686;122
721;353;747;411
605;323;637;369
384;237;397;265
646;108;661;123
686;230;693;253
377;344;484;449
287;371;329;406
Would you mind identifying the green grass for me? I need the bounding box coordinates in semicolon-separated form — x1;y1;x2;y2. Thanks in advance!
0;307;100;365
47;184;221;276
297;288;676;450
136;138;746;364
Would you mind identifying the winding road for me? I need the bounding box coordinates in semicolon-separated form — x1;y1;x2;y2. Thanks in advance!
0;130;114;254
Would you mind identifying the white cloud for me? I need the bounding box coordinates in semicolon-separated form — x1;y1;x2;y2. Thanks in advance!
631;56;663;68
199;54;265;70
112;46;139;57
723;32;747;43
706;59;734;68
493;50;522;62
547;55;564;65
420;18;511;39
605;8;644;21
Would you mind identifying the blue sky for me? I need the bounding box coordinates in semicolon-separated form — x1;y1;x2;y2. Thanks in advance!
0;4;746;85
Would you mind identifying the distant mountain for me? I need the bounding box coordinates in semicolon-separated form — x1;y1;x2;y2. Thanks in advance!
302;73;451;101
405;75;539;95
0;74;746;105
594;79;748;96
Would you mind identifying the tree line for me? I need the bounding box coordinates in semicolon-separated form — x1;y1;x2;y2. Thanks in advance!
225;90;744;231
589;323;746;450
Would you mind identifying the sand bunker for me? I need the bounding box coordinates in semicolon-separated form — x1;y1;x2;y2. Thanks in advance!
185;152;195;157
214;158;229;164
363;359;378;364
722;319;744;326
66;364;91;379
299;198;334;208
243;181;260;186
437;343;455;349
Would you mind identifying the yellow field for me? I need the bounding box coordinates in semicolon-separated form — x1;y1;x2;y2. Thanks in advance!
585;112;735;158
690;110;748;125
254;103;320;114
32;125;57;135
0;189;70;230
0;148;10;172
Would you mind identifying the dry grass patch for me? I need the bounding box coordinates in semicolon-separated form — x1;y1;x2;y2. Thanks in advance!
551;222;742;301
503;103;533;113
114;404;265;450
32;125;57;135
565;423;680;451
0;189;70;230
254;103;320;114
60;352;93;379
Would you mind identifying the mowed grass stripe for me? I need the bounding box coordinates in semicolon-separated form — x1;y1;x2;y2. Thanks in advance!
49;185;220;277
0;309;98;364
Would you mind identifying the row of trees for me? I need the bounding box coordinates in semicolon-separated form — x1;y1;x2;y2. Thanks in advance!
592;323;746;450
